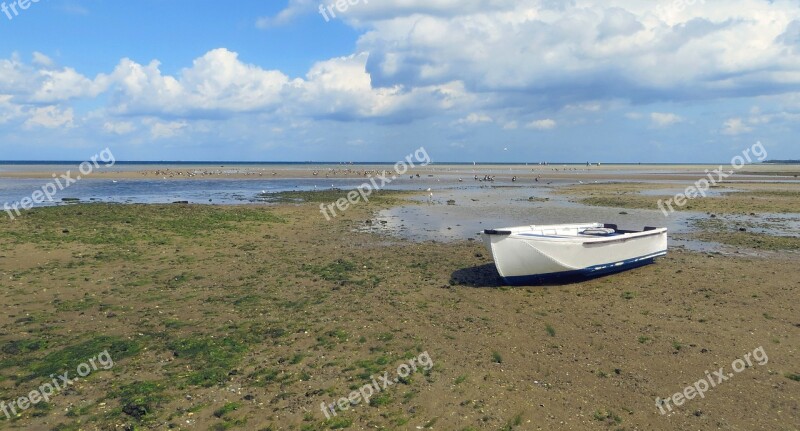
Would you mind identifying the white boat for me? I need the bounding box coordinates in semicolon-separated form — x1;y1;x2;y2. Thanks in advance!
481;223;667;285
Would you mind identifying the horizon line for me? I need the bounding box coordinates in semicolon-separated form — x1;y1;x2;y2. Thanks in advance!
0;160;787;165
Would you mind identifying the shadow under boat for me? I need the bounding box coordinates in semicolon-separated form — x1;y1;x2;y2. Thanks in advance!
450;261;658;288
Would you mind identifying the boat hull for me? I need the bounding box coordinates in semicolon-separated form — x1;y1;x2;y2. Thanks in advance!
482;223;667;286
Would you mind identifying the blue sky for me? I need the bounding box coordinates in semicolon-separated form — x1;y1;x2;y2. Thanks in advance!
0;0;799;162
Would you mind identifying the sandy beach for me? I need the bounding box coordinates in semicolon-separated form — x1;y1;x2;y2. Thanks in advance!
0;176;797;431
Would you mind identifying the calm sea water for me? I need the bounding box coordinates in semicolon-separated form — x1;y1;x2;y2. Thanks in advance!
2;163;796;251
0;161;795;211
0;178;414;207
0;162;426;207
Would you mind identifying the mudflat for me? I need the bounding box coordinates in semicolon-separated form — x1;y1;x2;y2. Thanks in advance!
0;186;797;431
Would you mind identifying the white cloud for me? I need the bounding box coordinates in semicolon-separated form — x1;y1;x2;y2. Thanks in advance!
356;0;800;108
457;113;492;124
146;119;188;139
285;53;471;122
24;106;74;129
0;55;106;104
106;49;289;116
256;0;315;28
103;121;135;135
565;102;603;112
650;112;683;127
0;95;23;124
721;117;753;135
32;52;54;68
32;67;104;103
264;0;502;26
526;119;557;130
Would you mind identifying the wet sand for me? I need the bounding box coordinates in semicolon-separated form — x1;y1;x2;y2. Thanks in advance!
0;181;797;430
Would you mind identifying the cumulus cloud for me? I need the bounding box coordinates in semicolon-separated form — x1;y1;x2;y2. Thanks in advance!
526;119;557;130
721;117;753;135
262;0;506;26
285;53;471;122
145;119;188;139
650;112;683;127
105;49;289;117
256;0;315;28
456;113;493;125
0;95;23;124
103;120;135;135
32;67;105;103
24;106;74;129
0;55;106;104
358;0;800;108
32;52;54;68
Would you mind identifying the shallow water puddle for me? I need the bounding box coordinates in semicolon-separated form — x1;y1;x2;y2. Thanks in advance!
363;185;711;249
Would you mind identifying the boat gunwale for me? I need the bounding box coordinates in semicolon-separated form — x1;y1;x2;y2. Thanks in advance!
498;227;667;244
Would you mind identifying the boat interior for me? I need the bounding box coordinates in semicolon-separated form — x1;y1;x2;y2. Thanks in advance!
484;223;661;237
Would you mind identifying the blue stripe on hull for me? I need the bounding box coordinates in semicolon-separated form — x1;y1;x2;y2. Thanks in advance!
502;252;666;286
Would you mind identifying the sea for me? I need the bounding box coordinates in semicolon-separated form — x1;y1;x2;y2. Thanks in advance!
0;161;660;208
1;161;797;251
